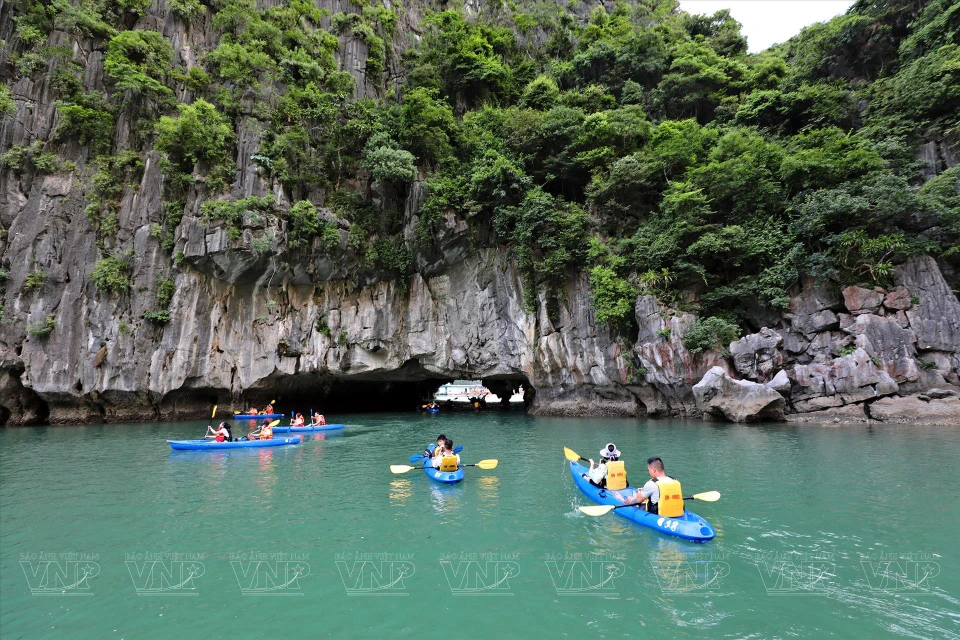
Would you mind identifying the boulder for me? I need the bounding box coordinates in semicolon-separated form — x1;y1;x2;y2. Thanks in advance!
729;328;783;382
868;395;960;426
842;285;885;315
766;370;791;393
883;287;912;311
693;366;786;422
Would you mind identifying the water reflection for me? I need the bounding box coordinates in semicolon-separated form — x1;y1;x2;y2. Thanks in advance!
255;449;276;502
389;479;413;507
430;484;462;513
477;476;499;515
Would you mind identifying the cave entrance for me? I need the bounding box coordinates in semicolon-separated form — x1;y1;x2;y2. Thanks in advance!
237;368;533;415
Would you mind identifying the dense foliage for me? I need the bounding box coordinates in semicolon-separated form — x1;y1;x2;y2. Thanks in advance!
4;0;958;330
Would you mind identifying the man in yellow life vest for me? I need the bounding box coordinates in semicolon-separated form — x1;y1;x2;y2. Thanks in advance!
614;457;684;517
432;438;460;471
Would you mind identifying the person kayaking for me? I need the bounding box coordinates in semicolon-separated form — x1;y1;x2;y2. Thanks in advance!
311;412;326;426
206;422;231;442
291;413;305;427
247;407;259;415
424;434;447;458
260;403;274;415
613;456;682;516
432;438;460;471
581;458;608;488
245;419;274;441
600;443;628;490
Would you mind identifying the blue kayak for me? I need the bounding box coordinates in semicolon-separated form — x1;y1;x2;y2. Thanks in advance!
420;444;463;484
168;436;301;451
232;413;284;420
424;408;439;413
273;424;344;433
569;461;716;542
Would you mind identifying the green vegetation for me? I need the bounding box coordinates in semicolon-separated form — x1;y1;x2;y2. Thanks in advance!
682;316;740;354
27;314;57;337
155;276;175;307
23;269;49;292
90;255;131;294
144;310;171;324
4;0;958;339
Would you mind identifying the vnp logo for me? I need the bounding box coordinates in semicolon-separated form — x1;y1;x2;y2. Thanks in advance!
440;553;520;596
545;554;624;596
232;558;310;596
20;554;100;596
126;556;205;596
861;555;940;594
651;555;730;594
755;554;835;596
335;553;414;596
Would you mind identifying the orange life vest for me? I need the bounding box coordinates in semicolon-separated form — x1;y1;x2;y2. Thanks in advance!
260;426;273;440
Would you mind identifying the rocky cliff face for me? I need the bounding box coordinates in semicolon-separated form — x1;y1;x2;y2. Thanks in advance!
1;1;958;426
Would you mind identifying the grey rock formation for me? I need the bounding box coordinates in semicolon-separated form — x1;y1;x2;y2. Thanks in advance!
629;295;727;417
693;366;786;423
896;256;960;352
729;328;782;382
790;348;899;413
766;370;791;393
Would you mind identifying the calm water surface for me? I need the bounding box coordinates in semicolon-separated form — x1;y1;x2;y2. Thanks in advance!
1;412;958;638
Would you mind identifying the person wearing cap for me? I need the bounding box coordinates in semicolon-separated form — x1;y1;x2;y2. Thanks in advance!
602;443;621;461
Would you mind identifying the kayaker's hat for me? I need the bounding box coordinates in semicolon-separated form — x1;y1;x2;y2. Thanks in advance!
601;443;621;459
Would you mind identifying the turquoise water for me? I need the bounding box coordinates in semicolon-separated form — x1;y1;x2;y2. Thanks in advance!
1;412;958;639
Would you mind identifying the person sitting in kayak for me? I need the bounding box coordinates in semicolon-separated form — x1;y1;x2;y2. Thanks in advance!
259;403;274;415
433;438;460;471
424;434;447;459
582;458;608;488
311;412;326;426
206;422;231;442
245;419;274;441
247;407;259;415
614;457;682;516
583;443;621;488
292;413;305;427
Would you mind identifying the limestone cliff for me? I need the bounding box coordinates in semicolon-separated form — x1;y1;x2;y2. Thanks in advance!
1;0;958;426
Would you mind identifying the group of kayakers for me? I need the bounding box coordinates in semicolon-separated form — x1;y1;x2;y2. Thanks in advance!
580;442;682;516
203;409;327;442
206;420;274;442
244;404;275;415
423;433;460;470
289;413;326;427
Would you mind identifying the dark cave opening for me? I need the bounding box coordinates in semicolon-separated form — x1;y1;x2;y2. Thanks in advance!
235;369;533;416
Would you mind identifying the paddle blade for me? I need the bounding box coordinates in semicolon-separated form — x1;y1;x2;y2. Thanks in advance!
409;454;424;464
212;405;218;419
578;505;616;517
268;419;281;427
563;447;581;462
453;445;463;454
475;459;498;470
390;465;413;474
691;491;721;502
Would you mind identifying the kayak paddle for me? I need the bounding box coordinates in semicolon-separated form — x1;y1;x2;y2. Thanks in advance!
390;459;498;474
578;492;721;516
409;444;463;464
212;405;218;419
564;446;590;463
